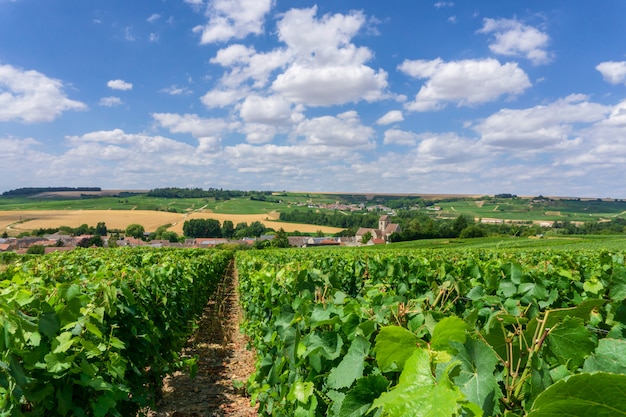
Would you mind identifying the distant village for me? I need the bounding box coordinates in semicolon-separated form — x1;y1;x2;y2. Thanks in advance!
0;214;401;254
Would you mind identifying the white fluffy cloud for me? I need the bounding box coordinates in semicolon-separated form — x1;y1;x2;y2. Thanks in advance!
475;94;609;149
377;110;404;125
239;94;295;124
152;112;233;138
383;128;418;145
478;18;552;65
193;0;273;44
596;61;626;85
107;79;133;90
0;64;86;123
399;58;531;111
99;96;122;107
293;110;375;149
205;6;388;110
271;7;388;106
273;64;387;106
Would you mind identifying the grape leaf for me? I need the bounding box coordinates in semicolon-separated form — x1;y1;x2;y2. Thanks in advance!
374;326;421;372
327;336;370;389
546;317;596;370
451;338;501;415
372;349;477;417
338;375;389;417
584;338;626;374
528;372;626;416
431;316;467;352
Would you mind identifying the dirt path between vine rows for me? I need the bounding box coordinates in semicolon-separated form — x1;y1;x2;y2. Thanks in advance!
144;263;258;417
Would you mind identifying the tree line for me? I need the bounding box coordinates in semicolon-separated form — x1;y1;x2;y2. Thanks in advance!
146;187;273;201
2;187;101;197
279;209;379;230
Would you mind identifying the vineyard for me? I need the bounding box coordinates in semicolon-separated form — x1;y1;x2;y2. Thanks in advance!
0;248;233;416
237;248;626;416
2;246;626;416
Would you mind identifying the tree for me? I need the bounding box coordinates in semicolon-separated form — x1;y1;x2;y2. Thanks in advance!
95;222;107;236
74;223;90;236
361;231;373;244
26;244;45;255
459;225;486;238
125;224;145;239
272;228;290;248
183;218;221;238
222;220;235;238
77;235;104;248
249;221;266;237
161;231;179;243
234;222;249;239
452;215;471;236
2;231;7;238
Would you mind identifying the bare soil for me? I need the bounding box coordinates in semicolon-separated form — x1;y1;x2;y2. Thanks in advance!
144;263;258;417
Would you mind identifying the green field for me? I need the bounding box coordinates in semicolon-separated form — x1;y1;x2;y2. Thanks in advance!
2;192;626;229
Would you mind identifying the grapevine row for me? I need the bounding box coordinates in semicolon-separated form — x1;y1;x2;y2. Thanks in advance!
0;248;233;416
236;248;626;416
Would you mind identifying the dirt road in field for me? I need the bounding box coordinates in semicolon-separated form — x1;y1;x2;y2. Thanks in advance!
143;263;258;417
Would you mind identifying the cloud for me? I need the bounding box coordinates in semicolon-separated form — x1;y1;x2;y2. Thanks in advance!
399;58;531;111
293;110;375;149
478;17;552;65
377;110;404;125
0;64;86;123
160;85;192;95
193;0;273;44
124;26;135;41
434;2;454;8
204;7;388;109
239;94;295;125
201;88;248;108
596;61;626;85
273;64;388;106
211;45;290;89
152;112;233;138
271;7;388;106
474;94;610;149
107;79;133;91
383;129;418;145
147;13;160;23
99;96;123;107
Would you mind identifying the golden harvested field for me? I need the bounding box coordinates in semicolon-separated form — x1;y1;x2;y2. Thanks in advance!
0;210;343;236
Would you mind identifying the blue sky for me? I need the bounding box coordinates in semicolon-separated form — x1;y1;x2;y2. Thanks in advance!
1;0;626;197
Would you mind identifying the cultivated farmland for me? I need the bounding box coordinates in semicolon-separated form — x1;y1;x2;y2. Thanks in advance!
0;209;343;235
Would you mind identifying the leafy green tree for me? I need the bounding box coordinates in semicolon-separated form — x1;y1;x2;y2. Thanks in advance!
2;231;7;238
26;244;45;255
459;225;486;238
361;231;373;244
222;220;235;238
272;228;290;248
249;221;266;237
77;235;104;248
183;218;221;238
161;231;179;243
74;223;90;236
125;223;145;239
95;222;107;236
452;215;472;236
234;222;249;239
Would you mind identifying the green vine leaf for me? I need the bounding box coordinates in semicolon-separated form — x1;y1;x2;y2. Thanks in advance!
527;372;626;416
328;336;371;389
374;326;421;372
372;349;480;417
